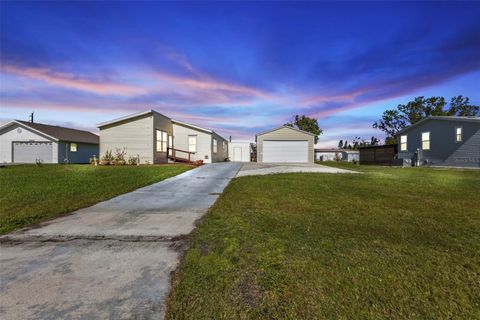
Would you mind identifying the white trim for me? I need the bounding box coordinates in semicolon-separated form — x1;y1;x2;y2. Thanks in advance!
171;119;212;134
0;120;59;142
256;125;316;137
97;110;156;128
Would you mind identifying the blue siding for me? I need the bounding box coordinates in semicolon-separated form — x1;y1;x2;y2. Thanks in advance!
58;142;99;164
397;119;480;168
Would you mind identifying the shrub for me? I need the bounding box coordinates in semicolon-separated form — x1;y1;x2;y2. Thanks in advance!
100;150;114;165
194;160;204;166
128;155;139;166
114;148;127;165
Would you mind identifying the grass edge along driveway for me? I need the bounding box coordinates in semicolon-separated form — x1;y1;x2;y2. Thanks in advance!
166;164;480;319
0;164;192;234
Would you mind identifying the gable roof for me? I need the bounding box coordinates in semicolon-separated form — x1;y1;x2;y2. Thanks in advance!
256;125;316;137
171;119;212;134
396;116;480;135
0;120;99;144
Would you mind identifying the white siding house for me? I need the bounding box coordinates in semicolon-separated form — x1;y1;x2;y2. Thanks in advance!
97;110;228;164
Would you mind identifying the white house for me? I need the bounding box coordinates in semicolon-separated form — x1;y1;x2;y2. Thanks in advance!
228;140;253;162
314;148;359;162
0;120;99;164
97;110;228;164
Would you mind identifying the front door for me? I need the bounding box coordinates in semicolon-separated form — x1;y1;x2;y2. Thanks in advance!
233;147;242;161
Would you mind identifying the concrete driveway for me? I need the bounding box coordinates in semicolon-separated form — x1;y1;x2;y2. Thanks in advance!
0;162;242;320
237;162;357;177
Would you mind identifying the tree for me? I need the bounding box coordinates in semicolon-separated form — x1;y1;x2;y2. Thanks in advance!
373;95;479;140
285;115;323;144
338;140;344;148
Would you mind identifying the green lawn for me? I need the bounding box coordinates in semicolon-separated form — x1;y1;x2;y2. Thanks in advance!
167;164;480;319
0;164;192;234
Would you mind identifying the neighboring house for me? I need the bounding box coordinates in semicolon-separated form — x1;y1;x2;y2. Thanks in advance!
97;110;228;164
228;140;253;162
0;120;99;164
315;149;359;162
396;116;480;168
256;125;314;164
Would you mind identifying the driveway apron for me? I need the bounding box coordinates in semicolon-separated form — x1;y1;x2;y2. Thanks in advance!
0;162;241;320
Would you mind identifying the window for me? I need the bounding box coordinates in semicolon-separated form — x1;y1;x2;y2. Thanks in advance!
156;130;168;152
213;138;218;153
223;141;227;150
70;143;77;152
422;132;430;150
400;135;407;151
188;135;197;152
456;127;462;143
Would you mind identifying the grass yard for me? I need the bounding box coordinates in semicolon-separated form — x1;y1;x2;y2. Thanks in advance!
167;164;480;319
0;164;192;234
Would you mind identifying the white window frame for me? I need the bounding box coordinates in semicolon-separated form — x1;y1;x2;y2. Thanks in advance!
421;131;430;150
455;127;462;143
400;135;407;151
156;130;168;152
188;135;197;153
213;138;218;153
70;143;77;152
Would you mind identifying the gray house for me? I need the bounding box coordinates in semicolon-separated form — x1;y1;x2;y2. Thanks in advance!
396;116;480;168
97;110;228;164
0;120;99;164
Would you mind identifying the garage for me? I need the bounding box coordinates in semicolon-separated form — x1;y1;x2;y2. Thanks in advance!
263;140;308;162
13;141;53;163
256;125;314;164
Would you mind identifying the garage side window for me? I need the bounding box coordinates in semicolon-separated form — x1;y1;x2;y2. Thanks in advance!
400;135;407;151
213;139;218;153
188;135;197;152
156;130;168;152
70;143;77;152
421;132;430;150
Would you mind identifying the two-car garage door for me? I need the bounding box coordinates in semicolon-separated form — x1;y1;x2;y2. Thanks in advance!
13;142;53;163
263;140;308;163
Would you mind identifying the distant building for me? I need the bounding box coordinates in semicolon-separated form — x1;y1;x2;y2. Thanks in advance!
0;120;99;164
396;116;480;168
315;148;359;162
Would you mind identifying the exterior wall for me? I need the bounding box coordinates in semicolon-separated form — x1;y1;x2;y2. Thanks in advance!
397;119;480;168
342;152;359;162
100;114;154;164
0;123;57;163
172;123;212;163
228;141;252;162
153;113;173;164
257;127;314;164
315;151;340;161
58;142;99;164
211;132;228;162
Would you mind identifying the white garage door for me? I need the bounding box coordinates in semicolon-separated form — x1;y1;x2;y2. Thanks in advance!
263;140;308;163
13;141;53;163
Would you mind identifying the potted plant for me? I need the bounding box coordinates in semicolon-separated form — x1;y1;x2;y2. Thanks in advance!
100;150;114;165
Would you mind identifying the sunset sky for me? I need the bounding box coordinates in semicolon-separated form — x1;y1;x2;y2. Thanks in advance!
1;2;479;146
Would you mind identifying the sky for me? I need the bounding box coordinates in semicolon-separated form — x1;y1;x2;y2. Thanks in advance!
1;1;479;147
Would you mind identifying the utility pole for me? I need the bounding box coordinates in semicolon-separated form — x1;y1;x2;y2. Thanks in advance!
29;112;34;123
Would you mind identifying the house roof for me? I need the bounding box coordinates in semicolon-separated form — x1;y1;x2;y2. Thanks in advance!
0;120;99;144
396;116;480;135
97;109;157;128
256;125;316;137
171;119;212;134
96;109;228;141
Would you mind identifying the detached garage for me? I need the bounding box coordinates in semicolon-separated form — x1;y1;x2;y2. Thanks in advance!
0;120;99;164
256;126;314;164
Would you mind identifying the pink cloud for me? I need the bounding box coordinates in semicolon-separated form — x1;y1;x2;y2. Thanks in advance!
1;65;146;96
